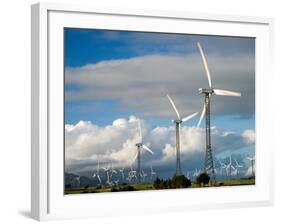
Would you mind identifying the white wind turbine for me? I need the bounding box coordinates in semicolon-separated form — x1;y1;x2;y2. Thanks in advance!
119;167;125;180
127;165;137;182
193;168;201;177
140;170;148;182
150;166;156;181
114;180;119;185
166;94;198;176
92;160;102;185
246;156;255;177
102;164;112;186
110;162;118;179
196;42;241;181
219;160;227;176
226;155;236;176
234;159;243;175
75;176;81;187
133;120;154;183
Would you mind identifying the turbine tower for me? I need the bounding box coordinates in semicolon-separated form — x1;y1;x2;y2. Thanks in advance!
166;94;198;176
196;42;241;182
134;120;154;182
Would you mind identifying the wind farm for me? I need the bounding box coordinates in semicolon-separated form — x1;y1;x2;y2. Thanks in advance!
64;29;255;194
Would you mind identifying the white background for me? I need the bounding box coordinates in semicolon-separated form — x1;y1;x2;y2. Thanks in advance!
0;0;279;223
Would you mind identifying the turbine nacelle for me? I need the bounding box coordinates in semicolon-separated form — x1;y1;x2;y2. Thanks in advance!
172;119;182;124
199;88;214;94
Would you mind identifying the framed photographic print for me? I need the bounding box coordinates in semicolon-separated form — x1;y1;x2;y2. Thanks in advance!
31;2;274;221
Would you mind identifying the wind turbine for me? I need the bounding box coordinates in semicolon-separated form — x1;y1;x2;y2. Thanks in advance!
127;165;137;182
247;156;255;177
226;155;236;177
140;170;148;182
92;160;102;185
150;166;156;181
119;167;125;180
110;162;118;179
134;120;154;183
196;42;241;182
114;180;119;186
234;159;243;175
219;160;227;176
75;176;81;187
193;168;201;177
102;164;112;186
166;94;198;176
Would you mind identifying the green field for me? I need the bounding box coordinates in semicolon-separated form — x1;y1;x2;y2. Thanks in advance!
65;178;255;195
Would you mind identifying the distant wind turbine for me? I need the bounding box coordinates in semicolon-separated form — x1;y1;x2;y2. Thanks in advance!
133;121;154;182
92;160;102;185
234;159;243;175
246;156;255;177
150;166;156;181
75;176;81;187
226;155;236;176
219;160;227;176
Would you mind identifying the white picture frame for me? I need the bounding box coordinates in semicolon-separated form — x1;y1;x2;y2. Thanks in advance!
31;2;274;221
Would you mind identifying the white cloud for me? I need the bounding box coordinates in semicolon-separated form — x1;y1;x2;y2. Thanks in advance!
242;129;255;144
65;117;255;174
162;144;176;160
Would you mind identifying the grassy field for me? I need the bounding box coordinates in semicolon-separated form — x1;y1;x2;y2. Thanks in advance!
65;178;255;195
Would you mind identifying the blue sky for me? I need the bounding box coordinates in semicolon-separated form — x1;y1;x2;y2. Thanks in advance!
64;28;255;179
65;28;255;67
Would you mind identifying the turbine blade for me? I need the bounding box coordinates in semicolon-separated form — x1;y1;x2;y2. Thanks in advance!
197;42;212;88
182;112;198;122
142;144;154;154
213;89;241;97
167;94;181;119
138;120;142;143
196;103;206;128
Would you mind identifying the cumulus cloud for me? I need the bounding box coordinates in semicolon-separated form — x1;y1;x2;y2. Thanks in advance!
65;52;255;119
65;117;255;174
242;129;255;144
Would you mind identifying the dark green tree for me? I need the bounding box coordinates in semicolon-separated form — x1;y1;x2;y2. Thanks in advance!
153;176;191;190
153;177;161;189
65;184;71;189
172;175;191;188
196;173;210;186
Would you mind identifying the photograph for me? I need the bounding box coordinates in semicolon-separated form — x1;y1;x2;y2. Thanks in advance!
64;28;255;194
